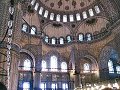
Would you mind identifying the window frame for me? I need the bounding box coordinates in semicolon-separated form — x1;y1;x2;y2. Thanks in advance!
78;33;84;42
51;37;56;45
85;33;92;41
59;37;64;44
94;6;100;14
34;3;39;11
50;55;58;71
66;35;72;43
41;60;47;71
61;62;67;72
116;66;120;74
30;26;37;35
44;35;49;43
23;82;30;90
108;60;114;73
22;24;28;32
23;59;32;71
83;63;90;73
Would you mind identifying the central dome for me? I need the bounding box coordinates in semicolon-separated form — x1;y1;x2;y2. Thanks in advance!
40;0;95;11
31;0;101;22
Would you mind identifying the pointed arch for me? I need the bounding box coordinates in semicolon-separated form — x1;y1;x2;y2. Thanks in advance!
50;55;58;71
41;60;47;71
61;62;67;72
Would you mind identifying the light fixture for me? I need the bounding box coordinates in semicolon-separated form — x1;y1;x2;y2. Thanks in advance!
113;82;119;89
108;83;112;88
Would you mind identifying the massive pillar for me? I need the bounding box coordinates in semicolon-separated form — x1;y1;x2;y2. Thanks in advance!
0;43;20;90
34;44;42;90
34;72;41;90
70;47;81;88
9;50;19;90
74;72;80;88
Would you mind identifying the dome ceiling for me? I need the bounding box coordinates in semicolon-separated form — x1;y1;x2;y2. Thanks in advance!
39;0;95;11
77;18;109;34
43;23;70;38
31;0;101;22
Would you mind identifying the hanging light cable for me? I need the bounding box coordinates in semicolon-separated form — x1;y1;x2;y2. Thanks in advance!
7;0;14;89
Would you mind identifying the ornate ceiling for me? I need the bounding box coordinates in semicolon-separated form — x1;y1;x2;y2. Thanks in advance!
19;0;113;47
31;0;101;22
39;0;95;11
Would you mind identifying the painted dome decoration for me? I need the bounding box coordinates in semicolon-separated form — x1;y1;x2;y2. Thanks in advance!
30;0;101;23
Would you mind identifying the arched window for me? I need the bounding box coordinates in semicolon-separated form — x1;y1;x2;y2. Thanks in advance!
44;10;49;18
62;83;68;90
31;0;36;5
63;15;67;22
94;6;100;14
83;63;90;73
50;55;58;71
39;7;44;15
59;37;64;44
51;83;57;89
44;36;49;43
116;66;120;74
30;26;36;35
86;33;92;41
50;13;54;20
78;34;84;41
22;24;27;32
23;82;30;90
88;9;94;17
82;11;87;19
51;38;56;44
34;3;39;11
23;59;31;70
61;62;67;72
40;83;46;90
69;15;74;22
56;14;60;22
76;13;81;21
42;60;47;71
108;60;114;73
66;35;71;43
